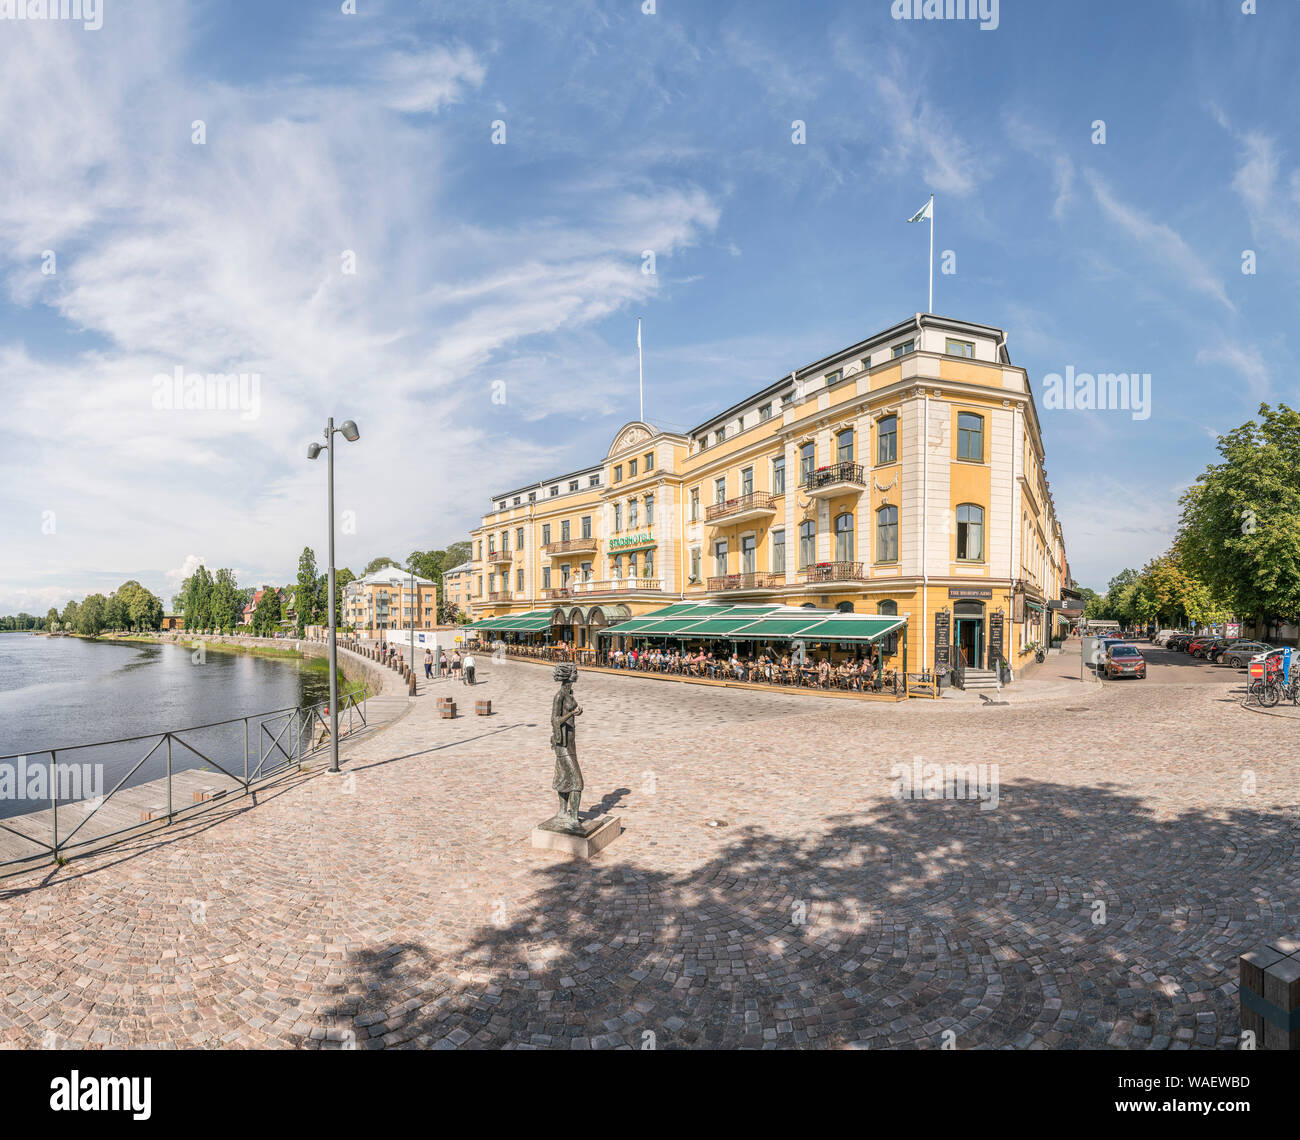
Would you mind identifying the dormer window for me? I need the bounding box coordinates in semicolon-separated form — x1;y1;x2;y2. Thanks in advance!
892;340;915;359
826;369;842;384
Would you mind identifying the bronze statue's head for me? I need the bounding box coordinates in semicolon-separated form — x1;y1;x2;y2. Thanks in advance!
552;662;578;684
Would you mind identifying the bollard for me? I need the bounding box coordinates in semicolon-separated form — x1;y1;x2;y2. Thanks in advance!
440;701;456;719
475;699;491;716
408;672;417;696
1240;936;1300;1049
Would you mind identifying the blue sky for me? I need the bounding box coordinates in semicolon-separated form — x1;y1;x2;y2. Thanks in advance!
0;0;1295;612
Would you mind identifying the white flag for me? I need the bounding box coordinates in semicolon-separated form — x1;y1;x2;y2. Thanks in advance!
907;199;932;223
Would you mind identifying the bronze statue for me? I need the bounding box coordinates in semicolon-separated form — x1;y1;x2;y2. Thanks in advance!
546;662;584;832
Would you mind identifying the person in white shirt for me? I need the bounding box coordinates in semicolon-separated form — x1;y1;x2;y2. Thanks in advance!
463;652;476;685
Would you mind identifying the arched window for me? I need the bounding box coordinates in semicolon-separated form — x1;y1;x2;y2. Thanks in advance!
957;412;984;461
834;512;854;562
799;520;816;569
876;506;898;563
836;601;855;613
877;599;899;654
956;504;985;561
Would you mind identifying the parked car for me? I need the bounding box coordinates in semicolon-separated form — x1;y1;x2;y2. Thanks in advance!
1192;637;1226;659
1167;634;1191;651
1152;629;1180;646
1187;637;1216;657
1205;641;1233;662
1105;643;1147;679
1219;641;1270;668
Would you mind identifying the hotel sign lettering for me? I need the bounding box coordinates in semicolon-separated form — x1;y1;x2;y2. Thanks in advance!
948;587;992;599
608;533;654;550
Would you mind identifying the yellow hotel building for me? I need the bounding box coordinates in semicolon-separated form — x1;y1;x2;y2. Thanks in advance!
469;314;1070;676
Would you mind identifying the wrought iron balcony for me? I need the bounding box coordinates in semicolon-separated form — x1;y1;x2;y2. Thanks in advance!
540;587;571;600
704;492;777;525
706;573;784;593
801;462;867;497
486;549;513;565
568;578;664;596
802;561;867;584
486;591;511;602
543;538;598;555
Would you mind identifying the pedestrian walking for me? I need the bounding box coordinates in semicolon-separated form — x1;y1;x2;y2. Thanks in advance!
463;651;476;685
424;648;433;679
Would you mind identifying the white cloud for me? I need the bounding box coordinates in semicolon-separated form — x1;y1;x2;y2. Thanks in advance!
1086;173;1234;312
1195;342;1270;399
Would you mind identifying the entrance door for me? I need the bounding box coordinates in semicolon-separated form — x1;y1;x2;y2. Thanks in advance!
954;601;985;667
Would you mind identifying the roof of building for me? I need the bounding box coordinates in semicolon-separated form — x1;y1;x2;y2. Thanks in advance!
351;567;436;587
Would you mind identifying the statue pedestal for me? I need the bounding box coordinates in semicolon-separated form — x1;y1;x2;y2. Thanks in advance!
531;815;621;858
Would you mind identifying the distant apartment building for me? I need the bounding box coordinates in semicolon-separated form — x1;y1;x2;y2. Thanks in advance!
441;561;473;616
343;568;438;637
467;314;1070;673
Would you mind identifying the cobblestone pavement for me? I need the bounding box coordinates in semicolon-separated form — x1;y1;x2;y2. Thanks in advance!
0;652;1295;1050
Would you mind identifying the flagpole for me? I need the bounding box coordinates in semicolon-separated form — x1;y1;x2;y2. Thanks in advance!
637;316;644;422
928;194;934;315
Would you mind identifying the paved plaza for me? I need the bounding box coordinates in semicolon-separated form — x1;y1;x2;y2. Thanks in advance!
1;644;1296;1049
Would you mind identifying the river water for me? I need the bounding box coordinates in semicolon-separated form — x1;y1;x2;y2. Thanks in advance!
0;634;337;822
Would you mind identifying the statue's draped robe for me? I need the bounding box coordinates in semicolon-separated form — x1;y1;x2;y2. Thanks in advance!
550;688;583;794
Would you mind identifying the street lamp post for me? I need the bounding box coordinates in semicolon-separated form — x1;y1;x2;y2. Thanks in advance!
307;416;360;774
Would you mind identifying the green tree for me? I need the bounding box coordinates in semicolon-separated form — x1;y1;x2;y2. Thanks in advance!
295;547;320;636
76;594;107;637
45;607;59;631
251;588;282;636
210;568;242;632
363;556;399;576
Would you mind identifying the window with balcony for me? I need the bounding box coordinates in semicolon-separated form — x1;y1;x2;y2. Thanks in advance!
741;534;756;574
627;551;638;578
876;506;899;562
561;519;571;541
714;477;726;504
714;540;728;578
956;503;985;561
877;415;897;465
581;515;591;539
799;442;815;484
957;412;984;461
772;529;785;574
878;599;899;653
837;428;854;464
644;549;654;579
612;554;622;580
741;467;753;495
772;455;785;495
835;512;855;561
580;562;592;581
542;567;551;589
542;523;551;545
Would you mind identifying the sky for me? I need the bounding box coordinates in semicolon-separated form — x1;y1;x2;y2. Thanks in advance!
0;0;1295;613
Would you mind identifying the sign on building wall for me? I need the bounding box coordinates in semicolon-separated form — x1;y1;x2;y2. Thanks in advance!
948;587;993;600
1012;591;1026;624
988;610;1004;669
934;611;951;673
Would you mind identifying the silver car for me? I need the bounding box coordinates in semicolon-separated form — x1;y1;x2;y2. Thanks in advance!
1222;641;1272;669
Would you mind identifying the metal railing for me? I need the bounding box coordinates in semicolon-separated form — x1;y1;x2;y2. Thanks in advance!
801;462;866;490
0;687;368;871
707;572;784;592
803;561;866;583
543;538;598;555
705;492;776;523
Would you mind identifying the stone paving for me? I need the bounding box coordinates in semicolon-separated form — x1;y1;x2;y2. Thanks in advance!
0;642;1296;1050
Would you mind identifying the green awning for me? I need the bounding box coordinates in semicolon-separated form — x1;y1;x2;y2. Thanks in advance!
598;602;908;644
463;610;552;632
